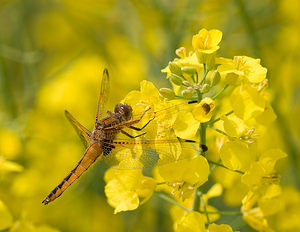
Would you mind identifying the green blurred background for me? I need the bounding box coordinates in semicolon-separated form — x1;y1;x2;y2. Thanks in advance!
0;0;299;231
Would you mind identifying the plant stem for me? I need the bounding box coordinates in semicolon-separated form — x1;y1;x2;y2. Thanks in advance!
157;192;242;215
192;123;208;216
200;64;209;85
157;192;191;212
192;188;201;211
156;182;166;185
200;192;210;223
206;159;244;175
212;84;229;99
199;123;207;155
208;126;229;137
196;89;202;102
208;110;234;125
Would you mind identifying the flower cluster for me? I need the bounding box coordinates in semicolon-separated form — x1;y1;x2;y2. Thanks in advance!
103;29;292;231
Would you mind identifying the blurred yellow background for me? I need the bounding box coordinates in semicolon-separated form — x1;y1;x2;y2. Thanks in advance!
0;0;299;231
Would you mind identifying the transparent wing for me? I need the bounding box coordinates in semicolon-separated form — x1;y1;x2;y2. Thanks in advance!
102;139;199;170
65;110;91;148
96;68;110;121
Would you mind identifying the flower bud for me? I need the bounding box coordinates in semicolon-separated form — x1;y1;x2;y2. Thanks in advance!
182;80;192;86
159;88;176;99
181;66;197;75
210;70;221;86
181;89;194;99
176;47;186;58
201;84;210;93
225;72;239;85
169;73;183;86
169;62;182;76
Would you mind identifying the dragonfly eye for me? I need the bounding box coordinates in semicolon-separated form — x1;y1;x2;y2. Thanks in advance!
114;103;132;120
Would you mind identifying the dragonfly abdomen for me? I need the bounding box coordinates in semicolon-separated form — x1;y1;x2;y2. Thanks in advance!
42;143;102;205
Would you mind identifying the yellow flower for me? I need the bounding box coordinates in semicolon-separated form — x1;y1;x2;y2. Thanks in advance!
175;211;206;232
241;184;285;232
104;168;156;214
192;97;215;123
217;56;267;84
173;111;199;140
122;80;161;114
268;186;300;231
230;84;265;121
241;149;287;187
192;29;222;54
159;155;209;199
220;140;254;171
208;223;235;232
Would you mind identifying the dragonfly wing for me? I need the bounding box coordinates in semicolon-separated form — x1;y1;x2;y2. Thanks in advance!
96;68;110;121
103;139;198;170
65;110;91;148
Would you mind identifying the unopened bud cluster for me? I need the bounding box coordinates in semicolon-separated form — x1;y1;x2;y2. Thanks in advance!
159;61;221;100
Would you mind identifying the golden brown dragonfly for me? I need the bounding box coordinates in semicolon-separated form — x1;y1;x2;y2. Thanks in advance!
42;69;201;205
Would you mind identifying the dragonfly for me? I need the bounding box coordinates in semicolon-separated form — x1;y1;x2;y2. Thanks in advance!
42;69;202;205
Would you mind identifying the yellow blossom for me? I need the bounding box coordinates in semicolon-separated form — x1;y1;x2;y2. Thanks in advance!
241;149;287;186
175;211;206;232
220;140;254;171
217;56;267;84
173;111;199;140
104;168;156;214
159;155;209;199
192;97;215;122
242;184;284;231
192;29;222;54
208;223;235;232
268;186;300;231
230;84;265;121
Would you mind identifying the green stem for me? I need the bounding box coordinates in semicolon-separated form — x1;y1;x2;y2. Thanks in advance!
200;64;209;85
199;123;207;155
156;182;166;185
208;126;229;137
157;192;242;216
192;123;207;215
206;159;244;175
192;188;201;211
195;89;202;102
157;192;191;212
205;210;242;216
208;111;234;125
212;84;229;99
200;192;210;223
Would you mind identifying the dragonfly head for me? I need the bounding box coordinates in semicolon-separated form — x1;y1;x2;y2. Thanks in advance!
114;103;133;120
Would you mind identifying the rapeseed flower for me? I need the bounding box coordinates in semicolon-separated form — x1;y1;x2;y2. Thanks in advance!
217;56;267;84
104;168;156;214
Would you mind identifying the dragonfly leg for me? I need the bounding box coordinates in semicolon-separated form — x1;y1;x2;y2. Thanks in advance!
121;130;146;139
129;117;154;131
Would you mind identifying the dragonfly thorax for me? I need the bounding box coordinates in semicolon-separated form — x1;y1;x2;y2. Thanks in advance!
114;103;132;121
